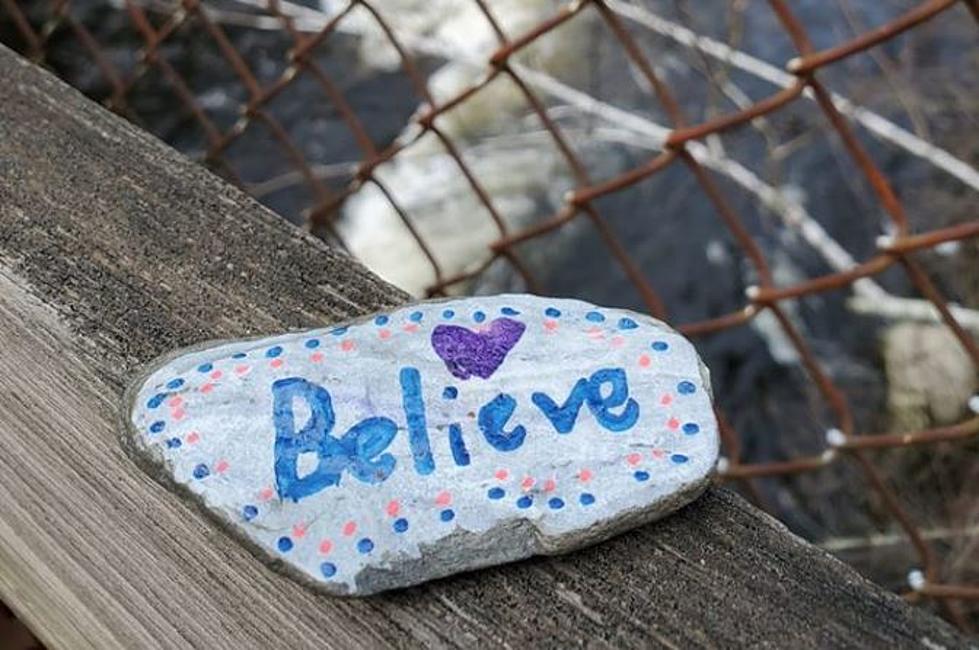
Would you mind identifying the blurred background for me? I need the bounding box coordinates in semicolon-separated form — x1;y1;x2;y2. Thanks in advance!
2;0;978;638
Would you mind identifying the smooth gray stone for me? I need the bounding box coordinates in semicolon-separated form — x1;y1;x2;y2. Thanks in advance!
125;294;718;595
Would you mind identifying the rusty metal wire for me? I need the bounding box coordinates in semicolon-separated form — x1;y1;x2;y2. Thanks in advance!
3;0;979;630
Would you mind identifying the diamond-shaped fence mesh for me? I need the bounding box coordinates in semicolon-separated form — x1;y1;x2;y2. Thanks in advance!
2;0;978;632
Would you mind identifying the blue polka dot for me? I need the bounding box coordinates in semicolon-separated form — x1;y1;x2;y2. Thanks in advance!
409;311;423;322
517;496;533;509
548;497;565;510
683;423;700;435
265;346;283;358
149;421;166;434
501;307;520;316
585;311;605;322
242;505;258;521
165;437;181;449
579;493;595;506
374;315;389;326
320;562;337;578
393;518;409;533
545;307;561;318
232;352;247;359
442;309;455;319
331;327;348;336
473;311;486;323
192;463;209;479
357;538;374;554
634;470;650;482
166;378;184;390
440;509;455;522
677;381;696;395
305;339;320;349
197;363;213;373
146;393;167;409
488;487;505;500
442;386;458;400
277;536;293;552
671;454;689;464
651;341;669;352
618;317;638;330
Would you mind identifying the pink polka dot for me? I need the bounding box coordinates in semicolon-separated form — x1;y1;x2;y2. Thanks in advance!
660;394;673;406
403;323;420;333
667;417;680;430
342;521;357;536
258;486;275;501
310;351;324;362
270;358;284;369
521;476;535;491
435;490;452;506
578;469;593;482
626;453;643;466
214;459;229;474
292;523;307;538
651;448;666;459
543;478;557;493
168;396;183;408
543;320;558;332
200;383;214;394
235;365;250;376
494;469;509;481
210;370;223;380
378;329;392;340
318;539;333;555
171;408;186;421
340;340;355;352
610;336;625;348
638;354;651;368
386;500;400;517
185;431;200;444
586;327;604;340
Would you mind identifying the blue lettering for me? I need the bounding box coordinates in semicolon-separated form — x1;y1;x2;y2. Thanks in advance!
531;378;588;433
478;393;527;451
341;417;398;484
272;377;396;502
273;366;640;492
447;423;471;466
533;367;638;433
586;368;639;432
399;367;435;475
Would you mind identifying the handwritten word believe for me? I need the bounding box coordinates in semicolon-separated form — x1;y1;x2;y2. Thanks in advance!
273;367;639;502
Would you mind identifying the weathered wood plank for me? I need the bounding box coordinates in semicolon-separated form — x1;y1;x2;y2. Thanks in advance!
0;44;969;649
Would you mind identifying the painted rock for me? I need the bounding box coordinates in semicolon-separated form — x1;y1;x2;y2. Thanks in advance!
125;294;718;595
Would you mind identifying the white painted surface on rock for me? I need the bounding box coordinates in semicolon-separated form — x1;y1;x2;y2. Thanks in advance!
126;295;718;595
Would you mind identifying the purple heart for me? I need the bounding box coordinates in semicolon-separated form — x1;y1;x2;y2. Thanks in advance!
431;317;526;380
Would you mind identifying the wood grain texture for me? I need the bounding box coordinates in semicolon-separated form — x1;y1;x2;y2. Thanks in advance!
0;44;970;649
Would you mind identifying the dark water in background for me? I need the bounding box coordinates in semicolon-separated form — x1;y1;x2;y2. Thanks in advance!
3;0;977;590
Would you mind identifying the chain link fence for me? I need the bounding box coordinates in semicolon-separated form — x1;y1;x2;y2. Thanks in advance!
2;0;978;632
